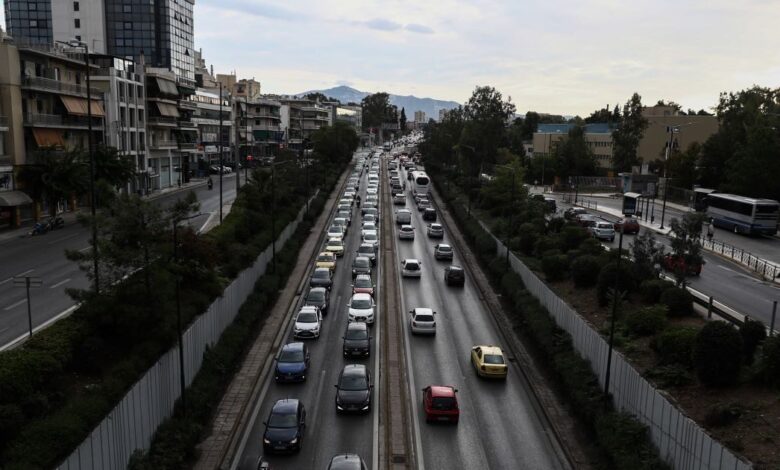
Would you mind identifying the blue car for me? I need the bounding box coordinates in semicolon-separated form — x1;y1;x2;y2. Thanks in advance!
263;399;306;454
274;342;310;383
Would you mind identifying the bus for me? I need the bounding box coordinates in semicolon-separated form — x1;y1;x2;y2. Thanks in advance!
704;193;779;235
411;171;430;196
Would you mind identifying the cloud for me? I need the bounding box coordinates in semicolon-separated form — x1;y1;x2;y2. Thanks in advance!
198;0;306;21
362;18;403;31
404;23;434;34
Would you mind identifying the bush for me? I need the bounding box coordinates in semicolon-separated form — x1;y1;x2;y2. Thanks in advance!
652;326;697;367
546;216;566;233
560;225;589;251
534;236;560;257
692;322;743;387
639;279;673;305
541;253;568;281
645;365;694;387
739;318;767;365
625;305;668;337
597;262;637;306
517;223;539;256
660;288;694;317
595;412;671;470
579;237;605;256
571;255;601;288
760;336;780;388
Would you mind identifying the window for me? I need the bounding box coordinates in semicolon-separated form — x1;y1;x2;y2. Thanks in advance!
28;3;37;10
73;1;79;11
128;83;134;98
29;20;38;27
124;22;132;30
74;18;80;28
75;35;81;41
123;5;132;13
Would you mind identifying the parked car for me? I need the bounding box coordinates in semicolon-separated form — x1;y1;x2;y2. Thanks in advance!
334;364;372;414
444;266;465;287
304;287;329;315
590;221;616;242
262;399;306;453
352;274;375;297
661;253;703;276
274;342;310;383
348;293;376;324
352;256;372;278
564;207;587;220
614;216;640;234
402;259;422;278
399;224;415;240
293;306;322;339
471;345;508;379
434;243;454;261
422;385;459;424
410;308;437;335
356;243;377;265
427;223;444;238
422;208;437;221
309;267;333;290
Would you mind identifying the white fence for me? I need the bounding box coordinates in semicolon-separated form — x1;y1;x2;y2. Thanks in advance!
56;197;313;470
491;236;752;470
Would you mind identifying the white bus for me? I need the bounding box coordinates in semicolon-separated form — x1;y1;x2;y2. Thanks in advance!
705;193;779;235
411;171;430;196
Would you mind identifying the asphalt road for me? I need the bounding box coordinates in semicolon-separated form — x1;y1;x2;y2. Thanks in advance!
0;175;242;349
236;152;378;470
394;167;567;469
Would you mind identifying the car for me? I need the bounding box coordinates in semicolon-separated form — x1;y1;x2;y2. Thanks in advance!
293;306;322;339
262;399;306;453
351;256;372;278
444;265;465;287
356;243;377;265
362;207;379;219
394;193;406;205
352;274;375;296
316;252;336;271
338;203;352;213
335;364;373;414
422;208;437;221
334;218;349;234
337;210;352;225
590;221;616;241
274;342;310;383
362;213;378;226
422;385;459;424
410;308;437;335
564;207;588;220
325;238;345;257
328;225;345;240
471;345;508;379
366;187;378;196
395;209;412;225
543;197;557;212
401;259;422;278
361;221;377;232
309;267;333;290
348;293;375;324
661;253;703;276
339;197;353;207
427;223;444;238
417;199;431;212
326;454;369;470
614;216;640;234
304;287;329;315
434;243;454;261
399;224;415;240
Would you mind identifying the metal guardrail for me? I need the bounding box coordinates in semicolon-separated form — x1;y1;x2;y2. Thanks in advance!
561;193;599;210
700;237;780;283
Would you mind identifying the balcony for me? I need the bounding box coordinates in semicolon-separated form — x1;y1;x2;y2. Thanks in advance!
0;115;8;130
178;120;197;129
150;139;178;150
23;113;103;129
250;111;281;120
22;76;102;98
147;116;178;127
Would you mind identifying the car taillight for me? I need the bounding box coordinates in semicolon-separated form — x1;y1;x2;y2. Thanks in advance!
412;321;417;327
432;322;436;327
481;365;486;371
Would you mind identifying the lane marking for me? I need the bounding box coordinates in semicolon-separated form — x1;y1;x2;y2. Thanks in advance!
50;278;72;289
1;269;35;285
47;233;80;245
78;246;91;253
4;298;27;311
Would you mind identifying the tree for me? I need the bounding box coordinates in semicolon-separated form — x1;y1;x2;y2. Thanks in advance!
18;148;87;217
479;152;526;219
312;121;360;171
91;145;136;207
519;111;540;140
399;107;407;134
303;92;329;102
459;86;516;176
551;125;597;180
630;230;665;281
667;142;700;191
612;92;648;173
655;99;682;113
585;105;613;124
361;92;393;132
668;213;706;286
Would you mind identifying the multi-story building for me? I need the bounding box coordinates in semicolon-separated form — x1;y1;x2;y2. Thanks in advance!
533;123;615;170
336;104;362;133
414;110;426;123
301;103;330;141
279;98;306;151
438;108;449;122
4;0;53;46
231;78;261;101
189;87;232;171
236;96;282;161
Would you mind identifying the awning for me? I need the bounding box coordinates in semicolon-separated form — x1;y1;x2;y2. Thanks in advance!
59;96;105;117
624;192;643;199
156;78;179;96
32;128;65;147
0;190;33;207
155;102;180;118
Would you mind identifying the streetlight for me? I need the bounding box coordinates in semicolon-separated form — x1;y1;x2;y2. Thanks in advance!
659;125;679;230
270;160;292;273
603;221;625;407
57;39;100;293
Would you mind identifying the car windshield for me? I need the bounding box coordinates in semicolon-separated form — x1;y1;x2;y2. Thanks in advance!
431;397;456;410
438;245;451;252
279;349;305;362
307;291;324;302
355;277;372;288
340;374;368;391
415;314;434;322
268;411;297;428
345;328;368;340
358;246;373;254
405;262;419;270
430;224;441;230
354;258;369;268
364;233;377;241
351;298;372;309
313;270;329;279
298;312;318;323
317;254;332;261
484;354;505;364
329;240;343;247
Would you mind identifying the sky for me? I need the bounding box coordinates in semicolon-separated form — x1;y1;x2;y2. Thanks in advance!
3;0;780;116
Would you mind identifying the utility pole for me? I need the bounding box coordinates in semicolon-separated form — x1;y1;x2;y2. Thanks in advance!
244;95;249;182
604;224;625;406
218;82;224;223
659;126;678;230
13;276;42;338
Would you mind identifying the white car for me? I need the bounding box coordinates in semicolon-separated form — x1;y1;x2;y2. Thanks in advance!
409;308;437;335
591;221;616;242
399;224;415;240
334;218;348;233
362;222;378;232
362;230;379;248
294;306;322;339
366;187;378;196
362;214;378;226
394;193;406;205
401;259;422;278
327;225;345;240
348;293;376;324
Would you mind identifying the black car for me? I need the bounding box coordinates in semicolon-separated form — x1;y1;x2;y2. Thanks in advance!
356;243;377;265
343;322;372;357
335;364;372;413
422;208;437;221
444;266;466;287
305;287;330;315
327;454;368;470
262;399;306;453
352;256;372;278
310;267;333;290
274;342;310;383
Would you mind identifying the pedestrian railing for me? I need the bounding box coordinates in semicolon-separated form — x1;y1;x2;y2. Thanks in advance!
700;237;780;284
562;193;599;211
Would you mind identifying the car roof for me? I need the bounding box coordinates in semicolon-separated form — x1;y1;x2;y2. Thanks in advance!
354;274;371;282
318;251;334;257
475;345;503;355
447;265;463;271
430;223;442;228
401;225;413;229
328;454;364;469
346;321;369;333
342;364;367;375
437;244;451;248
428;385;456;397
281;342;305;353
271;398;299;413
404;258;420;263
299;305;319;314
352;293;372;301
354;256;370;262
309;287;327;293
424;208;436;212
414;307;434;315
314;267;331;273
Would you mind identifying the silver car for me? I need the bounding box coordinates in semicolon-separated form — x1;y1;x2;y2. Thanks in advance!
398;224;415;240
427;223;444;238
409;308;437;335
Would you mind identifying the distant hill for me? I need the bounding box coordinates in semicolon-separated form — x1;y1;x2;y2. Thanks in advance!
298;85;461;122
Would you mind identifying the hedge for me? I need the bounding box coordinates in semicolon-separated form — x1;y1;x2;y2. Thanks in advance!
625;306;668;337
692;322;743;387
652;326;697;367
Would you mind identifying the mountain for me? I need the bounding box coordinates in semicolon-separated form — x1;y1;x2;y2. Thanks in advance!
298;86;461;122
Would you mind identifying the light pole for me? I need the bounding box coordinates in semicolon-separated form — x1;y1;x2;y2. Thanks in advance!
270;160;292;273
604;223;625;406
58;39;100;293
659;125;679;230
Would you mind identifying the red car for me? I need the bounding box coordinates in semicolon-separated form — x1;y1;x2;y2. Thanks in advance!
614;217;640;234
661;254;702;276
422;385;459;424
352;274;375;296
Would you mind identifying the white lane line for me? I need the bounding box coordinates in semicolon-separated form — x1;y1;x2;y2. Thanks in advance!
50;278;71;289
4;298;27;311
0;326;9;334
1;269;35;285
47;233;80;245
78;246;91;253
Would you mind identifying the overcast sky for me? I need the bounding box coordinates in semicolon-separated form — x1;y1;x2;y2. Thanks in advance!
3;0;779;116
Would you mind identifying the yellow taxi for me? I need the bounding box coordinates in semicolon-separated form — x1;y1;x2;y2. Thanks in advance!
324;237;345;257
315;251;336;270
470;345;508;379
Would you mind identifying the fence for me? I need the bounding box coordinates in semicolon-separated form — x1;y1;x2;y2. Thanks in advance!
489;234;752;470
701;237;780;284
560;193;600;211
55;195;315;470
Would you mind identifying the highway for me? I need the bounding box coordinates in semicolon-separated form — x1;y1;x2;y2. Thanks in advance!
0;175;242;349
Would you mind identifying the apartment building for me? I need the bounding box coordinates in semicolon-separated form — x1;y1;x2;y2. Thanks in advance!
189;87;232;171
336;104;362;133
279;98;306;151
414;110;426;123
237;97;282;161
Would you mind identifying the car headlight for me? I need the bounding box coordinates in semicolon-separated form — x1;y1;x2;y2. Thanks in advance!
289;437;298;444
263;437;271;444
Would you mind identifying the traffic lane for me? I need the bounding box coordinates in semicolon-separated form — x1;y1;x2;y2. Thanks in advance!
240;170;375;469
396;198;567;469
